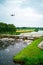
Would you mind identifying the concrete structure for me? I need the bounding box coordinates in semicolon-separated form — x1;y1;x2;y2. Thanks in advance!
0;31;43;40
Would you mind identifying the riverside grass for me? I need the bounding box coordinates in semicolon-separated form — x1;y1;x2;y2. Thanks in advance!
13;37;43;65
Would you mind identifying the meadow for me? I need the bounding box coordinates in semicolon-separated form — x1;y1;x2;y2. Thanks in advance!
16;29;34;33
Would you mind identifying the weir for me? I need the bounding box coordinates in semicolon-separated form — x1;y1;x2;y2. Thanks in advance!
0;34;38;40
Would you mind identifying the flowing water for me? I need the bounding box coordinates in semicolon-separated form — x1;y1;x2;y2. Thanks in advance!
0;38;32;65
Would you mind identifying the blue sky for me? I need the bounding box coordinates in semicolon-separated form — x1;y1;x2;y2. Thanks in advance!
0;0;43;27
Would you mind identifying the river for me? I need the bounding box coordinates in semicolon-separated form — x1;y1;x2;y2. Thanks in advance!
0;38;32;65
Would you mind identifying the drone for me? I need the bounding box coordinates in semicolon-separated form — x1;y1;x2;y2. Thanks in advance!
11;14;15;16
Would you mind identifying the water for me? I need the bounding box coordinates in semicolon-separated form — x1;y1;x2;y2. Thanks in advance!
0;38;32;65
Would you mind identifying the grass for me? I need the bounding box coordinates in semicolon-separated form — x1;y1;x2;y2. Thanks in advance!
0;29;35;35
0;32;20;35
13;37;43;65
16;29;34;33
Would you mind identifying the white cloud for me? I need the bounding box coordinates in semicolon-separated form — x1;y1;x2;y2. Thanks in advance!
5;0;25;6
0;0;43;27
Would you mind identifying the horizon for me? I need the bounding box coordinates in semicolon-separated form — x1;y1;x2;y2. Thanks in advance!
0;0;43;27
0;22;43;28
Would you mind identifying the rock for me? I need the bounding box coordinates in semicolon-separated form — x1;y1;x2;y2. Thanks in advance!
38;41;43;49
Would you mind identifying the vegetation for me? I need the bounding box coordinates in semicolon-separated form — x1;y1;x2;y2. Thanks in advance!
16;27;43;33
0;22;16;34
0;22;43;35
16;29;34;33
13;37;43;65
17;27;43;32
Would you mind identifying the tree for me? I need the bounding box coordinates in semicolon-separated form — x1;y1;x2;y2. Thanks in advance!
0;22;16;34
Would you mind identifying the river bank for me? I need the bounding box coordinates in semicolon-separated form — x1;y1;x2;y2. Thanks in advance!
13;37;43;65
0;37;32;65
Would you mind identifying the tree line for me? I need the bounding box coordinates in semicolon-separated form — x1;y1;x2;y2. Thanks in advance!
17;27;43;32
0;22;16;34
0;22;43;34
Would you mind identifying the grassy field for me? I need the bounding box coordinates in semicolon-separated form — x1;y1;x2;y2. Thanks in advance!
16;29;35;33
0;29;34;35
13;37;43;65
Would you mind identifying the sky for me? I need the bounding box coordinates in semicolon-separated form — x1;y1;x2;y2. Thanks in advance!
0;0;43;27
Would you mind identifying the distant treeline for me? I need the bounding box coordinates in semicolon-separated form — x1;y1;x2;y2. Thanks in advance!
0;22;16;34
0;22;43;34
17;27;43;31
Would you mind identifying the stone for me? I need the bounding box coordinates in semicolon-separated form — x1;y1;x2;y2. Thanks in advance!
38;41;43;49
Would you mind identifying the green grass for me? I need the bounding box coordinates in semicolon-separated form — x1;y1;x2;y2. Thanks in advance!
16;29;34;33
13;37;43;65
0;32;20;35
0;29;34;35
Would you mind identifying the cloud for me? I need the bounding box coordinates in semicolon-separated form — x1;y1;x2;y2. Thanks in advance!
0;0;43;27
14;7;43;27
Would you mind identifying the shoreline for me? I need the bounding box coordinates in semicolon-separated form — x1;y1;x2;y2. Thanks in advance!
0;34;17;38
13;37;43;65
